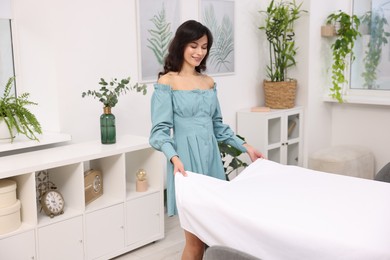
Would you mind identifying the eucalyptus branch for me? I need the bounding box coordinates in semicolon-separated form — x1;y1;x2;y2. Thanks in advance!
82;77;147;108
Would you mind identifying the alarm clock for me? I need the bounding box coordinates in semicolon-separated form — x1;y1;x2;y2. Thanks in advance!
40;189;65;218
84;169;103;205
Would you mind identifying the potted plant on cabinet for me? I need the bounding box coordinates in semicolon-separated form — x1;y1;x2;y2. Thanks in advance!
259;0;307;109
325;10;361;103
82;77;147;144
0;77;42;142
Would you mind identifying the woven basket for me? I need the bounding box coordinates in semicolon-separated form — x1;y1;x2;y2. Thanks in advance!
263;80;297;109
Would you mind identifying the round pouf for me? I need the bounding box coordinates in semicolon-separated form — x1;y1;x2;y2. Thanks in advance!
308;145;374;179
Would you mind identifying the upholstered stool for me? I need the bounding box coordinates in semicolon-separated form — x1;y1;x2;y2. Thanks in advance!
308;145;374;179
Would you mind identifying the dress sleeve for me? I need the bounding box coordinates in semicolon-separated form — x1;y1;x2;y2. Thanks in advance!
212;87;247;153
149;84;178;161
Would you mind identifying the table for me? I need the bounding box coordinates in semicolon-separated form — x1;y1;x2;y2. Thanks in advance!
175;159;390;260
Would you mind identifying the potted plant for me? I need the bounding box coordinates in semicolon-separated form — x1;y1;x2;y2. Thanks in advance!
325;10;361;103
259;0;307;109
218;135;248;181
82;77;147;144
0;77;42;142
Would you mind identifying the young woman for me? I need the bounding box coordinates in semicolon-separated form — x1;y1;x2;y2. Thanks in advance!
149;20;263;260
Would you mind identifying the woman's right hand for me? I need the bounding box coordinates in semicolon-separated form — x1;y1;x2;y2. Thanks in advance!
171;156;188;176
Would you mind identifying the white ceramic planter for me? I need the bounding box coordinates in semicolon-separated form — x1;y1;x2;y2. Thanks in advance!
0;117;15;140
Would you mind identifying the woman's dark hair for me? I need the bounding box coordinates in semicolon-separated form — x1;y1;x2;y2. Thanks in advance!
158;20;213;78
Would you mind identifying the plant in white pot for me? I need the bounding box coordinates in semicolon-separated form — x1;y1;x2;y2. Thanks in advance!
259;0;307;109
0;77;42;142
82;77;147;144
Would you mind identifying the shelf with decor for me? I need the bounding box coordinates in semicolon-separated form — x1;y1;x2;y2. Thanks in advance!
237;107;304;166
0;135;164;260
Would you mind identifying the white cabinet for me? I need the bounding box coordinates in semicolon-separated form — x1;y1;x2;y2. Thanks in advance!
126;192;161;246
0;230;36;260
38;216;84;260
86;204;124;260
237;107;303;166
0;135;164;260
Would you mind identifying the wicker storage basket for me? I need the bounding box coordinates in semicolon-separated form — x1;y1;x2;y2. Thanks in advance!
263;80;297;109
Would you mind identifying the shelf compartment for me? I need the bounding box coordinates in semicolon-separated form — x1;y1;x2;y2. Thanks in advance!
268;117;282;145
36;163;84;225
287;143;300;166
287;114;300;140
85;154;126;212
7;173;37;229
268;148;281;163
125;148;163;199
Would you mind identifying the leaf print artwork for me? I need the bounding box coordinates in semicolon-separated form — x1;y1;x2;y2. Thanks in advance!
147;3;173;65
202;1;234;74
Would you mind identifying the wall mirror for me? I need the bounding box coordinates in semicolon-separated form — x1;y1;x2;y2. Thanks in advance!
0;18;15;96
351;0;390;90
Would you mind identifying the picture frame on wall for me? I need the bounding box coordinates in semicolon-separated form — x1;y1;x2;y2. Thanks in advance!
200;0;235;76
136;0;180;83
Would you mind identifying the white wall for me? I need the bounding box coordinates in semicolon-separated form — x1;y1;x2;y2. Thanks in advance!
0;0;11;18
11;0;264;144
303;0;349;166
9;0;390;172
305;0;390;172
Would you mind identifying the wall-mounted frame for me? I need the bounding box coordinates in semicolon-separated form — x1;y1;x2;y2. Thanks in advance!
0;19;15;96
136;0;180;83
200;0;235;76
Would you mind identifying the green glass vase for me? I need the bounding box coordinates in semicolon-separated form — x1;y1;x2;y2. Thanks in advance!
100;107;116;144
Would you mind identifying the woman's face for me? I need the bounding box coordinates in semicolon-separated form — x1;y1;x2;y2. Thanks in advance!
183;35;208;68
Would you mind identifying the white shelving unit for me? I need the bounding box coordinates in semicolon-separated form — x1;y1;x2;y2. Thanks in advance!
0;135;164;260
237;107;304;166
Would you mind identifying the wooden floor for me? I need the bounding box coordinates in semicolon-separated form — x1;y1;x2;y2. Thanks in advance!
112;214;185;260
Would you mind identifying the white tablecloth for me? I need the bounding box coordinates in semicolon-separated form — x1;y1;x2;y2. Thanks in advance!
175;159;390;260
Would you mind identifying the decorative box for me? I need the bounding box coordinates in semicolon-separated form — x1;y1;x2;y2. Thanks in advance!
0;179;17;208
0;200;21;235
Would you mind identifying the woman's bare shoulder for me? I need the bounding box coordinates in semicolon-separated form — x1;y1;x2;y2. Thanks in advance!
201;74;215;88
158;72;178;85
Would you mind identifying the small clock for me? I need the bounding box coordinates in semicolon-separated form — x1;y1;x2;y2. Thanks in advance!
40;190;65;218
84;169;103;205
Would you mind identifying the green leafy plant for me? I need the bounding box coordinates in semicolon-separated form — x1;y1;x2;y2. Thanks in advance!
360;8;390;89
0;77;42;142
218;135;248;181
147;3;173;65
259;0;307;82
82;77;147;108
326;10;361;103
203;4;234;71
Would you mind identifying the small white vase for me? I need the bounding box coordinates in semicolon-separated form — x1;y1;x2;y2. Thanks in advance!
0;117;15;141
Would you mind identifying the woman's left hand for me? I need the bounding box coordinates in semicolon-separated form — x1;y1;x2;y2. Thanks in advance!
243;143;265;162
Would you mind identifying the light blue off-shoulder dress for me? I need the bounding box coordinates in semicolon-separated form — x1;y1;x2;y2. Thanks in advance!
149;83;247;216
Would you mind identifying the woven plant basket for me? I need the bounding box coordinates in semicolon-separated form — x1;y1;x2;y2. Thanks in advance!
263;80;297;109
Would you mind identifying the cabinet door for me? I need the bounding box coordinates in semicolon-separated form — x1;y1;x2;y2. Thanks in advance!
126;192;161;245
285;111;302;166
0;230;36;260
85;203;125;260
237;107;303;166
38;216;84;260
266;115;283;163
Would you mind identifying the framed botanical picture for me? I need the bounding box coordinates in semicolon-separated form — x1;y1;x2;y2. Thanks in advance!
200;0;235;75
136;0;180;82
